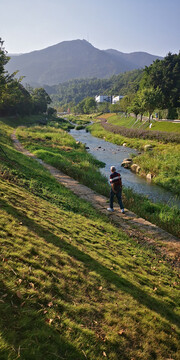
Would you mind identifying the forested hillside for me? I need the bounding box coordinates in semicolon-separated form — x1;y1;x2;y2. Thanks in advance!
44;69;143;107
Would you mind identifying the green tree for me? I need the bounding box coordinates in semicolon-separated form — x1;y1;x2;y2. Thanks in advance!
0;38;11;90
139;87;162;121
97;102;110;114
83;97;96;114
141;52;180;117
119;94;133;115
0;38;32;116
109;101;122;113
31;88;51;114
1;80;32;116
129;96;140;119
74;99;86;114
47;107;57;116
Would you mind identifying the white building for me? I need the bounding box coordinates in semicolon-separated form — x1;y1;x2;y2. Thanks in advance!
112;95;124;104
95;95;124;104
95;95;112;103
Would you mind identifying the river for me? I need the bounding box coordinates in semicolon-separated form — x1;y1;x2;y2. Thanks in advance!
70;128;180;208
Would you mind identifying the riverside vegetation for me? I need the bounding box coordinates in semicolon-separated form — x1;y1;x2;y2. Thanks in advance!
64;113;180;237
87;113;180;198
0;115;180;360
15;115;180;237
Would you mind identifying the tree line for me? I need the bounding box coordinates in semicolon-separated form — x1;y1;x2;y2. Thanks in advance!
128;52;180;120
0;38;52;117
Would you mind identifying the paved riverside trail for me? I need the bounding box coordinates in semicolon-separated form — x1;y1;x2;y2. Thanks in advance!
11;131;180;268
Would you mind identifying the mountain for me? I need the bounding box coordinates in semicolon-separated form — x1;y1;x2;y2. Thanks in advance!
105;49;163;68
6;39;163;86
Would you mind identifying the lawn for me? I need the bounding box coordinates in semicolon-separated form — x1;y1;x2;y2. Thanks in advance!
0;116;180;360
100;113;180;133
150;121;180;133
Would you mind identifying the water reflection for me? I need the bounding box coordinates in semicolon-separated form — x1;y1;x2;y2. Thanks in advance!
70;128;180;208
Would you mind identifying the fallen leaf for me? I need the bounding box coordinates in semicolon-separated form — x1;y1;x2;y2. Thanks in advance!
48;301;53;307
16;290;22;299
118;329;125;335
99;286;103;291
2;293;8;298
103;351;107;357
29;282;34;289
45;318;53;325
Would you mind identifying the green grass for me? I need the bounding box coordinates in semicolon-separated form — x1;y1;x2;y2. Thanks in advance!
8;117;179;237
132;145;180;194
66;114;94;125
0;116;180;360
101;113;180;133
150;121;180;133
88;120;180;196
105;114;148;129
16;124;109;197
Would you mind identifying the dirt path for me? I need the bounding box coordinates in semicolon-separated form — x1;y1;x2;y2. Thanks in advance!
11;131;180;268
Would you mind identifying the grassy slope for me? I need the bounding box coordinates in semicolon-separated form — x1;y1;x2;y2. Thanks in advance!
11;118;180;237
0;116;180;360
106;114;180;133
7;116;180;237
150;121;180;133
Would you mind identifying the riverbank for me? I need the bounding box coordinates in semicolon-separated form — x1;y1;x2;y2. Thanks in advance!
87;115;180;196
5;115;177;237
11;129;180;266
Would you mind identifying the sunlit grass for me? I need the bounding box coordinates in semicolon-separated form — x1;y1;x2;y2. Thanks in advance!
88;121;180;195
13;119;180;237
1;179;180;360
101;113;180;133
0;116;180;359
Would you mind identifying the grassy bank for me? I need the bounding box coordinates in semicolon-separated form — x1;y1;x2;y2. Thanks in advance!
106;114;180;133
88;118;180;196
7;116;179;237
16;123;109;197
0;116;180;360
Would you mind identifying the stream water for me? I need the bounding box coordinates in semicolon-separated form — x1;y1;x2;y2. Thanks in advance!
70;128;180;208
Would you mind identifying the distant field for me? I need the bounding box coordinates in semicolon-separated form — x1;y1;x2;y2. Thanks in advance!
101;114;180;133
150;120;180;133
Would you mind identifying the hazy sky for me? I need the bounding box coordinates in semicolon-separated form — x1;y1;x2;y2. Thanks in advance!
1;0;180;56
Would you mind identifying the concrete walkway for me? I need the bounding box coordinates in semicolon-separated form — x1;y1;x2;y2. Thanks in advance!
11;131;180;267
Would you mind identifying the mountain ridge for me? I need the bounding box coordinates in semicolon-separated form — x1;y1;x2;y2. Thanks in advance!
6;39;163;86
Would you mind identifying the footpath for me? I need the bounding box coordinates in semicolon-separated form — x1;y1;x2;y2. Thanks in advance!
11;131;180;268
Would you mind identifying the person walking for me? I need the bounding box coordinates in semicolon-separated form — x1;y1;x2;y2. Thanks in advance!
107;166;125;213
